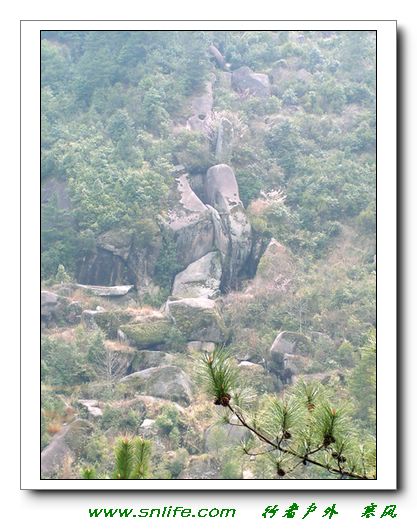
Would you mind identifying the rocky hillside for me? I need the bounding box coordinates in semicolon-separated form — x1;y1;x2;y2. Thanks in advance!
41;31;376;479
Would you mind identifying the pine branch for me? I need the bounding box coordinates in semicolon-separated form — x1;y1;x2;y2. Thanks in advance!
227;402;369;480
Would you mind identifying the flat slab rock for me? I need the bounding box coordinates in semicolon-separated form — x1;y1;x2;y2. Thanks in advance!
76;284;134;297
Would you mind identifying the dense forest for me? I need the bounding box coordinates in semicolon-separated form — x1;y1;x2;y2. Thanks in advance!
41;30;376;480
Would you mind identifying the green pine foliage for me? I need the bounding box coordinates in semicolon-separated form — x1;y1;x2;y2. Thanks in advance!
200;348;375;479
113;436;152;479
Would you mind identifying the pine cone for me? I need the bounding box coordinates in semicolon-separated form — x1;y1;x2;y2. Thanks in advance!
220;393;231;407
323;434;336;447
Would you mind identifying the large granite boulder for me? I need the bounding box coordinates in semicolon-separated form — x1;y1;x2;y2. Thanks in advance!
172;251;222;299
165;174;216;269
246;238;295;294
41;291;82;326
205;164;252;288
41;419;93;478
206;204;229;257
270;331;311;357
41;291;59;318
208;44;226;69
166;297;228;343
205;164;241;212
267;331;311;386
121;366;193;406
232;66;271;97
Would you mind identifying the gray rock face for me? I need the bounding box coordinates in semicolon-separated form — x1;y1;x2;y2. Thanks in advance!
97;229;132;261
41;291;59;318
238;361;276;393
225;204;253;287
187;114;211;134
76;228;136;287
76;226;160;292
190;81;213;118
81;308;106;330
205;165;252;289
78;399;103;417
270;331;311;357
232;66;271;97
166;297;228;343
120;318;173;350
186;81;214;134
207;205;229;257
41;291;82;325
166;174;216;269
130;350;175;372
121;366;193;406
205;164;241;212
208;44;226;69
74;160;254;295
172;251;222;299
214;117;234;163
41;419;93;477
76;284;134;297
246;238;294;294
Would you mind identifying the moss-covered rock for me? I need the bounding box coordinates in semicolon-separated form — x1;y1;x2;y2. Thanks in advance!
120;320;174;349
166;298;228;343
94;310;134;339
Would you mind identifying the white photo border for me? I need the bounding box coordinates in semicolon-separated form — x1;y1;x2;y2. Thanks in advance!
21;19;397;490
